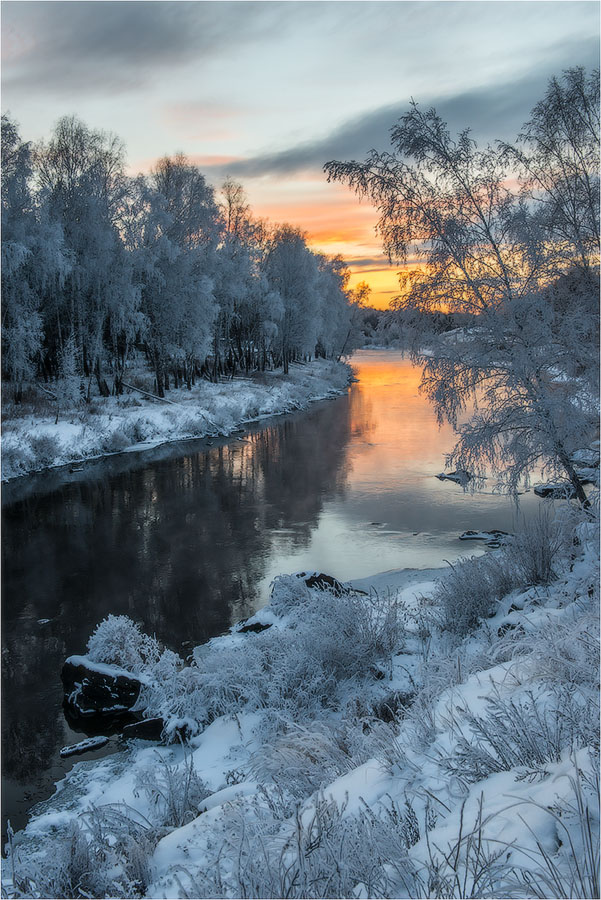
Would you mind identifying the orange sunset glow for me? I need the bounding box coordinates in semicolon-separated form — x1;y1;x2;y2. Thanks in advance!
244;178;404;308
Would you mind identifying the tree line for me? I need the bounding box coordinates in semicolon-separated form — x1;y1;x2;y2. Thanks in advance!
2;115;357;400
327;67;599;501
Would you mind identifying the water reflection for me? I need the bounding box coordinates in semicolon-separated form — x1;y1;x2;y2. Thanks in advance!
2;350;542;836
1;394;354;835
255;352;541;590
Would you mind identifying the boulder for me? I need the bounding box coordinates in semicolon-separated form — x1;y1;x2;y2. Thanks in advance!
298;571;348;595
122;717;165;741
436;470;472;485
237;620;272;634
534;482;577;499
62;655;145;719
60;736;109;758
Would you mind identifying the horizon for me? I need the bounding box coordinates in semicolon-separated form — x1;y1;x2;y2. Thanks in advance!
2;0;599;307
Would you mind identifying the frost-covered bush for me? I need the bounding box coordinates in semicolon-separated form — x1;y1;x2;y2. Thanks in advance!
135;749;209;827
86;614;163;672
102;426;130;452
175;791;425;899
442;690;594;783
136;583;406;736
249;721;357;799
269;573;312;616
29;432;62;467
510;760;600;900
8;808;156;899
510;507;568;585
431;553;521;638
1;441;33;478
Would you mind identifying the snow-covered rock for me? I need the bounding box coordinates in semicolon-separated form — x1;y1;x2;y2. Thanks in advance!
459;529;511;542
59;736;109;758
435;469;472;484
62;655;146;719
534;481;577;498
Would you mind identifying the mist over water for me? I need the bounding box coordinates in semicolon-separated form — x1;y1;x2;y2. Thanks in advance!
1;350;541;837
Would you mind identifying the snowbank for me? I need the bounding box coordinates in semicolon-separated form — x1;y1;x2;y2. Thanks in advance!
4;510;599;899
1;359;352;481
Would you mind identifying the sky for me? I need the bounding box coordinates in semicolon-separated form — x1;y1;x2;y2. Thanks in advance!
2;0;599;307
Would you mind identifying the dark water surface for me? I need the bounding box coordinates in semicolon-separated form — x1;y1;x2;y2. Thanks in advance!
1;351;541;839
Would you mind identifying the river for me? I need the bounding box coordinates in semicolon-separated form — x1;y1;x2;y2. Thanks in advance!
1;350;541;840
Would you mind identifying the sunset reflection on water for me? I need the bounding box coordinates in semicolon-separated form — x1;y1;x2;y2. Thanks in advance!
256;349;541;589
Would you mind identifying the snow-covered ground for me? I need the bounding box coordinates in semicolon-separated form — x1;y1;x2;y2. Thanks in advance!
1;359;352;481
4;505;599;899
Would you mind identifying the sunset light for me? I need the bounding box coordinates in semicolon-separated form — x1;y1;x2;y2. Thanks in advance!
2;2;599;894
4;1;597;310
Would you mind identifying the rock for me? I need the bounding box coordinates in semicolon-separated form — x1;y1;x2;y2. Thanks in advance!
534;482;577;499
62;655;144;719
237;621;272;634
436;470;472;485
122;717;165;741
60;736;109;758
570;448;599;468
459;530;511;542
297;572;348;595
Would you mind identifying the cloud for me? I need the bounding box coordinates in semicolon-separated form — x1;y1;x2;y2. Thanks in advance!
218;43;599;178
1;1;288;96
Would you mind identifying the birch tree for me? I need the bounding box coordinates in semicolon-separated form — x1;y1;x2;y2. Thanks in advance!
1;115;71;393
325;71;599;502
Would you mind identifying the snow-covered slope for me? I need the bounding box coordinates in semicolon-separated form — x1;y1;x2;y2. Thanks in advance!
1;359;352;481
4;506;599;899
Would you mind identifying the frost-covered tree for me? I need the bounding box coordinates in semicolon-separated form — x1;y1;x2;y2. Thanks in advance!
36;115;138;389
2;114;355;401
315;254;354;359
133;155;220;394
1;115;71;393
264;226;321;372
326;70;599;502
502;67;600;280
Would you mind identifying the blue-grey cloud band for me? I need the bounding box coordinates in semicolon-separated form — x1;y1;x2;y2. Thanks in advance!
220;44;599;179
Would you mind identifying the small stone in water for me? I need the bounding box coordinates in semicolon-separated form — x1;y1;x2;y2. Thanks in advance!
60;736;109;758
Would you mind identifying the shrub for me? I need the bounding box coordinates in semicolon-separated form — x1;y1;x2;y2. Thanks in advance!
9;807;156;899
29;432;61;467
86;614;163;672
441;690;594;784
102;426;130;452
431;553;521;638
510;761;600;900
510;507;566;585
135;748;209;827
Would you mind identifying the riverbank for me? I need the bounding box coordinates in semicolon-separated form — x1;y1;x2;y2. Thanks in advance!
1;359;352;481
4;505;599;898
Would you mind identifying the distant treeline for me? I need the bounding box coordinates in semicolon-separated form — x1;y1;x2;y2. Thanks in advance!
1;115;357;399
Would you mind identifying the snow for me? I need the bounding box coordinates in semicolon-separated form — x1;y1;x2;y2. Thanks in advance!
4;508;599;899
1;359;352;481
65;654;152;684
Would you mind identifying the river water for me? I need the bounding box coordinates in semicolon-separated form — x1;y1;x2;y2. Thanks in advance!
1;350;541;839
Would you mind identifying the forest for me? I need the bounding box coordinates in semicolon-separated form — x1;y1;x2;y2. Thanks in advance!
1;114;356;402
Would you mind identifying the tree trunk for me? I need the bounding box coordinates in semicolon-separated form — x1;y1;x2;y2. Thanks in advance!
558;450;590;507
